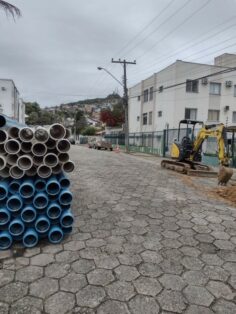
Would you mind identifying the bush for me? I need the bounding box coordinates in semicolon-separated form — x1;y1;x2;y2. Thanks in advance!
81;126;96;136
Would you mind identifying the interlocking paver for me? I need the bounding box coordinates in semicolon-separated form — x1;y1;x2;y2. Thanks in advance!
133;276;162;296
206;280;234;300
0;282;28;303
114;265;139;281
87;268;114;286
15;266;43;283
76;285;106;308
157;289;187;313
60;272;87;292
159;274;186;291
106;280;135;301
129;295;160;314
30;277;58;298
10;296;43;313
0;270;15;287
183;286;214;306
97;300;130;314
45;291;75;314
212;299;236;314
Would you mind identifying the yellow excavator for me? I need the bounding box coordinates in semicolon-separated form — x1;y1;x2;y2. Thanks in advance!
161;119;234;185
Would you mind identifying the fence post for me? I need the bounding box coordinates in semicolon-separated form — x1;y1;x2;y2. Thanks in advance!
152;132;154;154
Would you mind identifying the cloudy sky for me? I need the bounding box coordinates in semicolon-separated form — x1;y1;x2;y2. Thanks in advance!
1;0;236;107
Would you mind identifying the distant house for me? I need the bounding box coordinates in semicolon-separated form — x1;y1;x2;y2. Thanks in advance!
0;79;25;123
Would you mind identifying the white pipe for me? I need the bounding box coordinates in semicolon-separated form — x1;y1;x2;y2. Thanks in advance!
33;155;43;166
8;126;20;139
58;153;69;164
34;127;49;143
19;127;34;142
9;165;24;179
56;139;71;153
32;142;47;157
4;139;21;154
63;160;75;173
21;142;32;153
0;167;10;178
37;165;52;178
43;153;58;167
49;123;66;140
0;130;8;144
17;155;33;171
25;165;37;176
6;154;18;166
0;155;7;170
45;138;56;149
52;163;62;174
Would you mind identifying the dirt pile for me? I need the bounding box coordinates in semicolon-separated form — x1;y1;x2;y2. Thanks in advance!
216;186;236;204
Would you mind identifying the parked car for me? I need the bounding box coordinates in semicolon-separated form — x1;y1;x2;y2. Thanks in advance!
88;138;97;148
94;138;113;151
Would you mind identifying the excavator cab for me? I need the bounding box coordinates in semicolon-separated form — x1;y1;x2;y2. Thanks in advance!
171;119;204;162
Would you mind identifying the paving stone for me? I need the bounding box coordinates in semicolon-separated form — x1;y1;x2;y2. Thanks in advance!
134;276;162;296
56;250;81;263
72;259;95;274
45;262;70;278
15;266;43;283
23;247;41;257
160;259;184;274
211;231;230;240
0;269;14;287
159;274;186;291
60;272;87;292
10;296;43;314
228;275;236;289
118;253;142;266
161;238;182;248
181;256;204;270
206;280;234;300
157;289;187;313
45;291;75;314
64;240;85;251
218;250;236;262
94;255;120;269
87;268;114;286
97;300;130;314
184;305;214;314
204;265;229;281
0;302;8;314
86;238;106;248
141;250;163;264
106;280;135;301
30;277;58;298
195;234;214;243
42;244;63;254
214;240;235;250
76;285;106;308
183;285;214;306
212;299;236;314
30;253;54;266
114;265;139;281
200;253;223;266
129;295;160;314
0;282;28;303
183;270;209;286
178;236;198;246
223;262;236;275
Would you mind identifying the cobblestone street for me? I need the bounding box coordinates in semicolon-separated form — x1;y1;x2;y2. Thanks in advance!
1;145;236;313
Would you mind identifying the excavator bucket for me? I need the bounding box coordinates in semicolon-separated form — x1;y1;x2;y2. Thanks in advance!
218;166;233;185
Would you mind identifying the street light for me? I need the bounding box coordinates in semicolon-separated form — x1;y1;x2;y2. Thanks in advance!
97;66;129;152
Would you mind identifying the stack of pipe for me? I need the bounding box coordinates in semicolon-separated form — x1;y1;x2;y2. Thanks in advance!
0;115;75;249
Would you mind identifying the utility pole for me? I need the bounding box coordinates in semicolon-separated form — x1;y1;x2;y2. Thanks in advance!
111;58;136;153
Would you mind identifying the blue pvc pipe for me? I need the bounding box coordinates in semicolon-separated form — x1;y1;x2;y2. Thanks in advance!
60;204;70;210
48;194;58;202
7;195;23;213
0;231;12;250
47;202;62;220
9;180;21;194
19;180;35;198
35;178;46;192
0;208;11;226
0;181;8;200
58;189;73;206
46;176;61;196
22;196;34;205
48;226;64;244
0;114;25;128
35;215;50;234
9;218;25;236
57;173;70;189
21;206;37;224
33;192;49;210
62;226;72;234
60;210;74;228
23;228;39;248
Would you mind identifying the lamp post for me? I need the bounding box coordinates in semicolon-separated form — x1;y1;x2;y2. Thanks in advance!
97;66;129;152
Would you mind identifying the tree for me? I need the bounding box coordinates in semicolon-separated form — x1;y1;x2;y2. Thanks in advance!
81;126;96;136
73;110;87;135
0;1;21;18
100;103;125;127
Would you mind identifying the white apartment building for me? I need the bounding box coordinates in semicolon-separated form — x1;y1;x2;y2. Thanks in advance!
0;79;25;123
129;53;236;133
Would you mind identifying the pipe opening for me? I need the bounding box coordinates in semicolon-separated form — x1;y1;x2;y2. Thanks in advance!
0;236;11;249
46;138;56;149
18;156;33;170
49;124;66;140
37;165;52;178
35;128;49;142
24;234;38;247
19;128;34;142
0;130;7;143
8;127;19;139
61;215;74;227
9;222;24;235
21;142;32;153
47;182;60;195
57;139;70;153
60;178;70;189
36;219;50;233
0;115;6;127
0;212;10;224
9;182;20;194
10;166;24;179
7;154;18;166
50;230;63;242
22;209;36;222
63;161;75;173
34;196;48;209
52;164;62;174
59;192;72;205
7;198;22;211
20;185;34;198
48;206;61;219
5;140;20;154
0;186;7;199
32;143;47;156
44;154;58;167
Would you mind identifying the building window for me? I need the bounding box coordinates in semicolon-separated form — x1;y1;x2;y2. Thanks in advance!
144;89;149;102
149;87;153;101
234;85;236;97
208;110;220;122
149;111;152;125
1;87;6;91
186;80;199;93
185;108;197;120
232;112;236;123
210;82;221;95
137;116;140;121
158;111;162;117
137;95;141;101
143;113;147;125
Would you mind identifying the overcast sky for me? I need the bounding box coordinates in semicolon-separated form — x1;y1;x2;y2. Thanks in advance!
1;0;236;107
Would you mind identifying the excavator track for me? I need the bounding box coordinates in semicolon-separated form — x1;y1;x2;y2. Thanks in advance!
161;159;218;178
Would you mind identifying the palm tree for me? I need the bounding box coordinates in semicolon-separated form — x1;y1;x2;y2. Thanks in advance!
0;0;21;18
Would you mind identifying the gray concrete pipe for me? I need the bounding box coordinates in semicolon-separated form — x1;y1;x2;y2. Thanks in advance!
19;127;34;142
56;139;71;153
37;164;52;178
34;127;49;143
32;142;47;157
9;165;24;179
63;160;75;173
43;153;58;167
49;124;66;140
4;139;21;154
17;155;33;171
